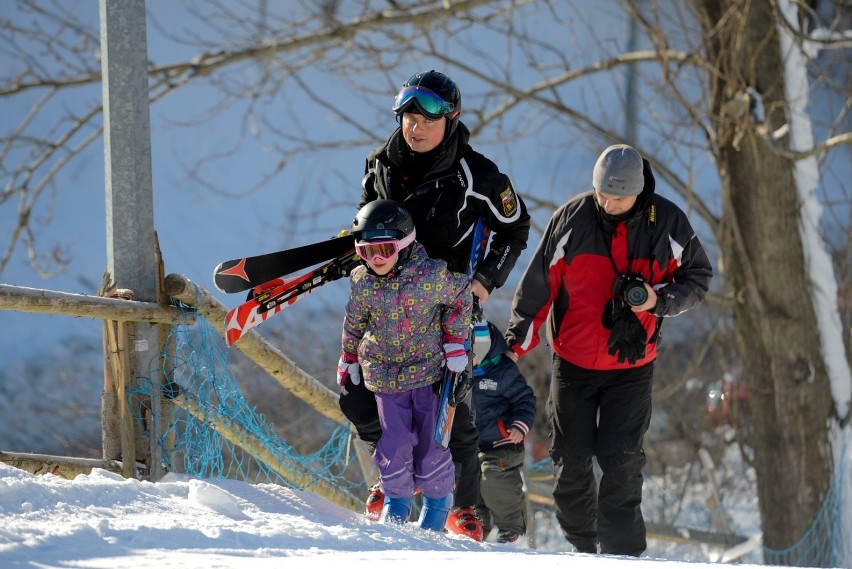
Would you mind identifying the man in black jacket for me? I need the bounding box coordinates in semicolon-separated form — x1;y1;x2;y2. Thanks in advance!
339;70;531;540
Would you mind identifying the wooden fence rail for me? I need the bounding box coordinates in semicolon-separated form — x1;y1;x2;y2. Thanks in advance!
0;283;192;325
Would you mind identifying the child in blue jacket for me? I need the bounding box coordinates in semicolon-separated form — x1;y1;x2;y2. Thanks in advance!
471;320;537;543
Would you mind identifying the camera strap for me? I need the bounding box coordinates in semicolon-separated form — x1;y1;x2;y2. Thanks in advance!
597;197;665;344
601;221;638;280
596;197;660;293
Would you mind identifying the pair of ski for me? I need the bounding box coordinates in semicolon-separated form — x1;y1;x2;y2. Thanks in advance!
213;232;357;346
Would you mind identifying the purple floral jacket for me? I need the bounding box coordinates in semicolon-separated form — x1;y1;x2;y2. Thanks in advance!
342;242;472;394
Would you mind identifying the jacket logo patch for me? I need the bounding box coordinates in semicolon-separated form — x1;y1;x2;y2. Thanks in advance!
456;170;467;189
500;187;518;217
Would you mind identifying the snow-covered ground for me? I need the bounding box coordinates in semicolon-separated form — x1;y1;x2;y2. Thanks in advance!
0;461;775;569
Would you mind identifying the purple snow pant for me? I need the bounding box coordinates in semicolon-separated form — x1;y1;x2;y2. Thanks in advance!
374;384;455;500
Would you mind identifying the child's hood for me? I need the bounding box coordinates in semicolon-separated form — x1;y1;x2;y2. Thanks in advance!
474;320;509;369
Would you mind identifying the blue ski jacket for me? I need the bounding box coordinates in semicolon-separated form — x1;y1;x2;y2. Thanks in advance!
472;321;536;450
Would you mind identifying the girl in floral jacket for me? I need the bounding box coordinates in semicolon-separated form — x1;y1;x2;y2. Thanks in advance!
336;199;472;532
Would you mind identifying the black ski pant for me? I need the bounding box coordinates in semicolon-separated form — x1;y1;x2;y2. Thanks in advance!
548;356;653;556
338;379;481;509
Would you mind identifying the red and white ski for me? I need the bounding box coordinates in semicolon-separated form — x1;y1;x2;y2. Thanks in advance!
224;253;358;345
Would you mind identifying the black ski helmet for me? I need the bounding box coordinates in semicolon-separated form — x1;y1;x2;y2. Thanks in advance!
393;70;462;139
351;199;416;242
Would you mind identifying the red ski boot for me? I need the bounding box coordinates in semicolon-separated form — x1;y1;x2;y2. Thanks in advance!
365;482;384;522
445;506;484;541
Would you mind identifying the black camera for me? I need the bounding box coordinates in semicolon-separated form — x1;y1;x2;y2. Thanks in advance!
612;274;648;307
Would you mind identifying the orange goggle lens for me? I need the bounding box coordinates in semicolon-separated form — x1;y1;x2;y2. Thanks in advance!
356;240;400;262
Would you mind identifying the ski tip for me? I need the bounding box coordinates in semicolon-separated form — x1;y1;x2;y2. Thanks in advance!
212;264;232;294
213;265;225;291
216;259;250;280
213;259;253;293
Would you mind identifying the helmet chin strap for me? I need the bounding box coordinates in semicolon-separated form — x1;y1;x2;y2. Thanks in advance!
389;240;415;275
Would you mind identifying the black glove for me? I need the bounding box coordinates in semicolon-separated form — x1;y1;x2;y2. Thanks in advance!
602;299;648;364
450;370;473;405
433;369;472;403
472;296;484;322
602;298;628;330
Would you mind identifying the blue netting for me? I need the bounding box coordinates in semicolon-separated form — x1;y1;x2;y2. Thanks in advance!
130;298;364;499
763;432;851;568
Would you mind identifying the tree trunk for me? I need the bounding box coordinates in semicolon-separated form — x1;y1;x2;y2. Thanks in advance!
691;0;836;556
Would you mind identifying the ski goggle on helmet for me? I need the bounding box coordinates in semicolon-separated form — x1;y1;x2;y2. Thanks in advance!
392;86;455;120
355;229;417;263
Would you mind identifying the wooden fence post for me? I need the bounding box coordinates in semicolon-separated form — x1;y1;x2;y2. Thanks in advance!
105;319;137;478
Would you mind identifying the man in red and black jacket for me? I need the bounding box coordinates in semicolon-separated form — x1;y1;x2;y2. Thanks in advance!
505;144;712;556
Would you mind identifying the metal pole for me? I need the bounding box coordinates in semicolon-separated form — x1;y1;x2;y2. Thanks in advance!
99;0;163;479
